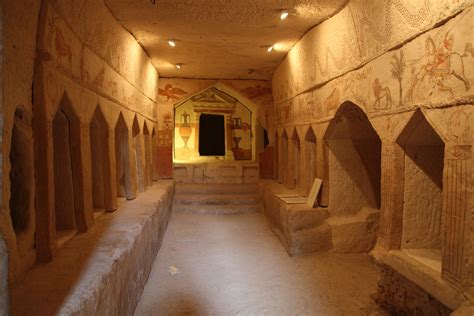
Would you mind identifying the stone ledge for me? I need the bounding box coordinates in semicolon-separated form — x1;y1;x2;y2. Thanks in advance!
371;247;473;310
260;180;379;256
10;181;174;316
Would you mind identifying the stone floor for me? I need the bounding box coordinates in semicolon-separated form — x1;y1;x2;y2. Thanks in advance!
134;210;384;315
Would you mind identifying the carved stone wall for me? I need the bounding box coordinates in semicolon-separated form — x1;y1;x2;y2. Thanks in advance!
1;0;161;285
272;1;473;309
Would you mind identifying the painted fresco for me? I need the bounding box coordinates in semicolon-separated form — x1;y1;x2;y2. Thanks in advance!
272;1;471;103
174;87;253;162
274;8;474;127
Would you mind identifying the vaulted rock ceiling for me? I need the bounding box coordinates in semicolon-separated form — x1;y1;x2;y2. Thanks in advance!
105;0;348;80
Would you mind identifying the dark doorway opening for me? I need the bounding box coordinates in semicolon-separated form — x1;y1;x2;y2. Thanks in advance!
199;114;225;156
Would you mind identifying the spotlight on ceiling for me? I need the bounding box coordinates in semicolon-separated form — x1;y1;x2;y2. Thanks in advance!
175;63;182;69
267;45;274;52
280;10;289;20
168;40;176;47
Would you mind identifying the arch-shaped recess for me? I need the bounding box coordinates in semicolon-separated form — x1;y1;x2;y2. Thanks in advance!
274;130;279;179
132;116;145;192
397;109;444;267
323;102;381;215
303;126;317;196
115;113;133;199
278;130;288;184
143;122;152;187
52;94;83;244
290;129;301;190
9;106;35;255
151;127;158;181
89;106;113;214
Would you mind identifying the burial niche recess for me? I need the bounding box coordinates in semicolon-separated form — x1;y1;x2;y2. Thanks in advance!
199;114;226;156
89;106;112;214
9;107;35;251
52;96;82;244
278;130;288;184
115;113;133;199
143;122;152;187
303;126;317;196
397;110;444;270
274;131;279;179
290;129;301;190
151;127;158;180
323;102;381;216
132;116;146;192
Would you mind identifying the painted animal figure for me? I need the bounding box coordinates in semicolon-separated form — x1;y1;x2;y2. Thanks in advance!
372;79;392;110
406;34;472;102
159;84;188;101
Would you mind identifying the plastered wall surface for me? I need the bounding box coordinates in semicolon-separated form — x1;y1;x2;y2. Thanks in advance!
271;0;474;310
156;78;273;177
1;0;161;284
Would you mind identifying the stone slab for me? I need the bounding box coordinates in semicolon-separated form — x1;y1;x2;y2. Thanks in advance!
10;181;174;316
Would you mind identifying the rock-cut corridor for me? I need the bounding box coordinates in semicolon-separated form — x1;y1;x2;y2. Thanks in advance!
135;210;382;315
1;0;472;314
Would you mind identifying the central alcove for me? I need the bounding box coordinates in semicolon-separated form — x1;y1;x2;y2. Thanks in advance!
199;114;225;156
173;84;257;162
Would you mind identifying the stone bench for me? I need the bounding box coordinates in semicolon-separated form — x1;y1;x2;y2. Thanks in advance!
260;180;379;256
11;181;174;316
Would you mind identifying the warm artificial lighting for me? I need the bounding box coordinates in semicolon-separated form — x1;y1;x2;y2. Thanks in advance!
267;45;274;52
168;40;176;47
280;10;289;20
175;63;182;69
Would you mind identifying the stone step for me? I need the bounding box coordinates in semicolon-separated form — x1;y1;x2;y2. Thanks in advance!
288;207;330;232
175;183;259;195
173;204;260;215
174;193;259;206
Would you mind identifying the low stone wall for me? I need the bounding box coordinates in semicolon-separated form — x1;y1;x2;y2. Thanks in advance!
375;263;451;314
10;181;174;316
174;162;259;184
260;180;379;256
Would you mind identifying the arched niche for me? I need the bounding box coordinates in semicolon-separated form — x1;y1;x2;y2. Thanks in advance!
9;107;35;257
143;122;152;187
323;102;381;216
132;116;145;192
115;113;133;199
274;131;279;179
89;106;112;215
303;126;317;196
290;129;301;190
151;127;158;181
397;110;444;269
52;94;82;245
278;130;288;184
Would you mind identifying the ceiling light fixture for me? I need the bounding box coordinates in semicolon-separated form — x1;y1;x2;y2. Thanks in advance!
267;45;274;52
175;63;182;69
280;10;289;20
168;40;176;47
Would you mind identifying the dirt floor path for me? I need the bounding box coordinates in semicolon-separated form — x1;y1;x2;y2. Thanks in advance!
134;211;383;315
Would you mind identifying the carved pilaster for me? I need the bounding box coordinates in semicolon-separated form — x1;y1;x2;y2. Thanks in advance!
442;144;472;286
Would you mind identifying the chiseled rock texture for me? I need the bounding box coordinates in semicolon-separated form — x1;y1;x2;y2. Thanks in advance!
10;181;174;316
375;263;451;314
0;234;9;315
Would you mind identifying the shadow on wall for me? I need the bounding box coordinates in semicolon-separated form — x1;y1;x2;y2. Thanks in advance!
115;113;133;200
323;102;381;216
397;109;444;254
